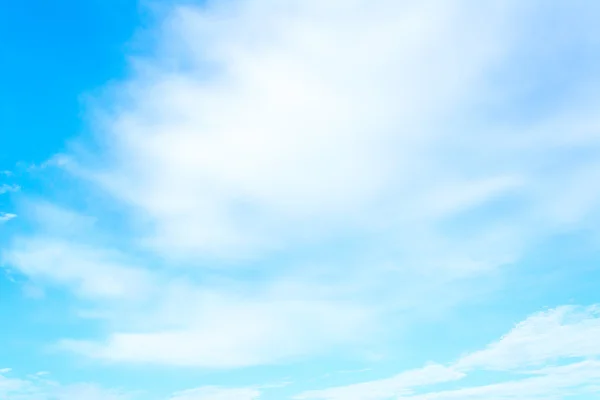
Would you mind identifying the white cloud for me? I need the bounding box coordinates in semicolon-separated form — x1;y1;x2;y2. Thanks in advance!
58;278;374;367
0;181;19;223
168;386;261;400
2;368;265;400
295;305;600;400
79;0;535;261
456;305;600;371
1;1;599;400
0;184;20;194
62;0;600;278
0;183;18;224
23;201;98;235
0;372;28;397
295;364;464;400
2;237;154;300
6;0;600;372
0;212;16;223
0;369;134;400
398;361;600;400
50;383;134;400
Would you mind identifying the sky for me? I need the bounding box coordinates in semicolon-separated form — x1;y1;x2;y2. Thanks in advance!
1;0;600;399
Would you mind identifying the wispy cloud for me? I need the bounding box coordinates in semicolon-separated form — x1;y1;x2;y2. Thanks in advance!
57;276;375;367
0;370;133;400
296;364;465;400
3;237;154;300
397;361;600;400
0;212;17;223
457;305;600;371
0;184;20;194
168;386;261;400
0;176;19;223
0;368;263;400
295;305;600;400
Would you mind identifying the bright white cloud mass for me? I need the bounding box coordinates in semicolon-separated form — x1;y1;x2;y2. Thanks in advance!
1;0;600;399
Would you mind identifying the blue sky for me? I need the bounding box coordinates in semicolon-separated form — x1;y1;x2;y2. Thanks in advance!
2;0;600;399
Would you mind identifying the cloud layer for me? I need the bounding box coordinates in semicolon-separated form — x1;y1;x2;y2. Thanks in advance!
3;305;600;399
296;306;600;400
2;0;600;398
